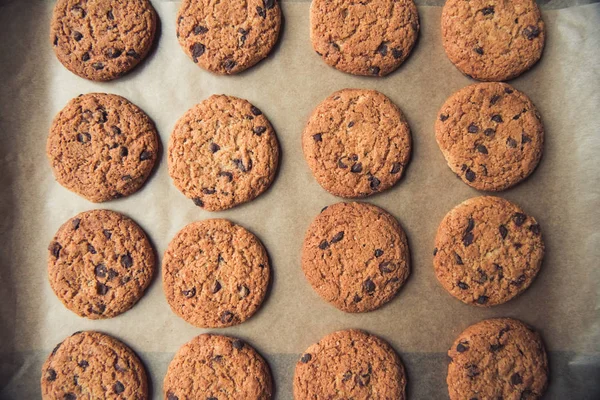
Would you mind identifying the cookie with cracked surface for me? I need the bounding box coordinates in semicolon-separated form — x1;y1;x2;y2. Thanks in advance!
442;0;545;81
162;219;270;328
434;196;544;307
50;0;157;81
177;0;281;74
311;0;419;76
302;202;410;312
436;83;544;191
41;331;148;399
47;93;159;202
164;334;272;399
294;329;406;399
447;318;548;400
168;95;279;211
303;89;412;198
48;210;155;319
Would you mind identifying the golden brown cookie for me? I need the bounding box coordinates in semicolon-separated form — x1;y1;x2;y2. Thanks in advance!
294;329;406;399
434;196;544;307
168;95;279;211
41;331;148;399
311;0;419;76
436;83;544;191
176;0;281;74
302;202;410;312
441;0;545;81
48;210;155;319
47;93;159;202
164;334;272;399
50;0;157;81
162;219;270;328
447;318;549;400
303;89;412;198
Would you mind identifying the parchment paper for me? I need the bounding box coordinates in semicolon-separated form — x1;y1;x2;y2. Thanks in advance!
1;1;599;398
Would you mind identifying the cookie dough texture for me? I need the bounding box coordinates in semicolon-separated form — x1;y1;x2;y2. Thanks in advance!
41;331;148;399
447;318;548;400
434;196;544;307
302;202;410;313
177;0;281;74
162;219;270;328
50;0;157;81
47;93;159;202
311;0;419;76
48;210;155;319
303;89;412;198
436;82;544;191
442;0;545;81
168;95;279;211
294;329;406;399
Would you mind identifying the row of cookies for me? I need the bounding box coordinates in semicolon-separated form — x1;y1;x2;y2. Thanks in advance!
51;0;545;81
41;319;549;399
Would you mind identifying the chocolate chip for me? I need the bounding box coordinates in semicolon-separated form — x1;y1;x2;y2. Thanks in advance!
433;248;438;256
379;261;395;274
353;294;362;303
490;95;501;105
348;121;355;128
254;126;267;136
369;66;380;75
476;295;488;304
338;158;348;169
301;353;312;363
218;171;233;181
182;287;196;298
463;232;474;247
46;368;57;381
264;0;275;9
51;341;62;355
492;114;503;123
523;25;541;40
458;282;469;290
391;48;403;59
376;42;388;56
82;52;90;62
388;162;402;175
191;43;205;61
465;168;476;182
474;47;484;55
64;393;77;400
251;106;262;116
95;264;107;278
511;274;526;286
202;188;216;195
233;158;251;172
369;175;381;190
119;146;128;157
54;36;58;46
207;397;217;400
465;218;475;233
355;374;370;387
475;268;488;283
107;48;121;59
232;339;245;350
513;213;527;226
476;144;488;154
484;128;495;137
120;254;133;268
137;150;152;162
331;231;344;243
456;342;468;352
193;198;204;207
107;269;118;281
490;343;504;352
454;252;464;265
126;49;139;58
468;124;479;133
511;373;523;385
98;109;108;123
363;278;375;293
224;60;236;71
319;240;329;250
529;224;541;235
207;142;221;154
194;25;208;34
514;242;523;250
238;285;250;299
78;360;89;369
167;393;179;400
350;163;363;173
481;6;494;15
49;242;62;259
110;125;121;135
107;10;114;20
71;5;86;18
440;114;449;122
96;283;109;295
114;381;125;394
92;62;104;70
466;364;480;378
73;31;83;41
375;249;383;257
499;225;508;239
505;87;514;94
342;371;352;382
312;134;322;142
77;132;91;143
221;311;234;323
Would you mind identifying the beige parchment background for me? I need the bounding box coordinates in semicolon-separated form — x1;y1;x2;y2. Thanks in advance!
0;0;599;398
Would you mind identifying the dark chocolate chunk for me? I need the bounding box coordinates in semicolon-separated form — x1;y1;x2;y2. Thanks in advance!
440;114;449;122
126;50;139;59
139;150;152;161
218;171;233;181
95;264;107;278
232;339;245;350
107;10;114;20
454;252;464;265
193;198;204;207
374;249;384;257
390;162;402;174
379;261;395;274
465;218;475;233
257;6;266;18
369;175;381;190
348;121;355;128
64;393;77;400
312;133;322;142
474;47;484;55
167;392;179;400
363;278;375;293
301;353;312;363
476;144;488;154
254;126;267;136
350;163;363;173
96;283;109;295
491;114;503;123
490;95;501;105
353;294;362;303
522;134;532;144
511;373;523;385
465;168;476;182
468;124;479;133
376;42;388;56
233;158;250;172
114;381;125;394
120;253;133;268
106;48;121;59
50;242;62;258
476;295;488;304
433;247;438;256
182;287;196;298
369;66;380;75
318;240;329;250
224;60;236;71
457;281;469;290
523;25;541;40
194;25;208;35
529;224;541;235
484;128;495;136
73;31;83;41
499;225;508;239
238;285;250;299
463;232;474;247
481;6;495;15
264;0;275;9
120;146;128;157
221;311;234;324
331;231;344;243
209;143;221;153
191;43;205;61
92;62;104;70
490;343;504;352
77;132;91;143
456;342;468;352
391;48;403;59
513;213;527;226
82;52;90;62
251;106;262;116
111;125;121;135
46;368;57;381
212;281;222;294
72;218;81;230
202;188;216;195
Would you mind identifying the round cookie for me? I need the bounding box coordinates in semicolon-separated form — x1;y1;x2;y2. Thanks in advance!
434;196;544;307
442;0;545;81
176;0;281;74
41;331;148;399
48;210;155;319
311;0;419;76
164;334;272;399
447;318;549;400
436;82;544;191
47;93;159;202
302;202;410;312
162;219;270;328
303;89;412;198
168;95;279;211
50;0;157;81
294;329;406;399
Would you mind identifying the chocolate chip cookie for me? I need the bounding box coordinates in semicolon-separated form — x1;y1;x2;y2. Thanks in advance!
48;210;155;319
311;0;419;76
50;0;157;81
162;219;270;328
168;95;279;211
302;202;410;312
434;196;544;307
294;329;406;399
164;334;272;399
436;83;544;191
41;331;148;399
303;89;412;198
47;93;159;202
177;0;281;74
447;318;549;400
442;0;545;81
